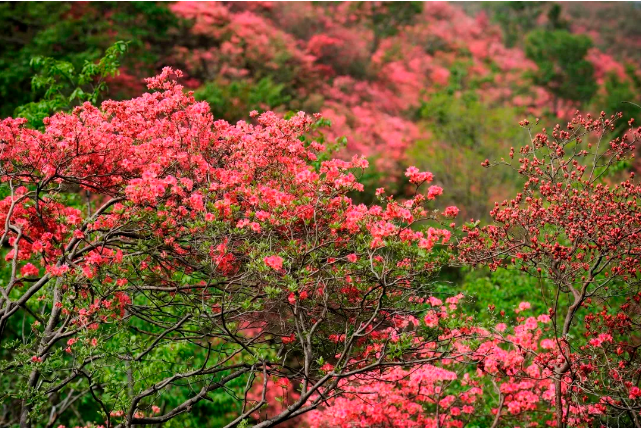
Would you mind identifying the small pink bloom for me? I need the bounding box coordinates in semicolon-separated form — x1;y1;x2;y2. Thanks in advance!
20;263;39;277
321;363;334;372
264;255;284;270
427;185;443;200
282;334;295;344
443;206;459;218
424;311;439;328
540;339;555;350
524;316;538;330
537;314;551;323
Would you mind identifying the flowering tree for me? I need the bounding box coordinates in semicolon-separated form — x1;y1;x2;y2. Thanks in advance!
0;68;457;428
460;112;641;427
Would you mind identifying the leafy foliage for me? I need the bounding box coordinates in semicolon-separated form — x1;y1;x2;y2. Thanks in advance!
195;77;292;123
0;1;178;117
525;30;597;110
413;88;527;220
15;41;128;129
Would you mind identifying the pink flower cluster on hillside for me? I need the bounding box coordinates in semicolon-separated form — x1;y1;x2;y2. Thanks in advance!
168;2;566;175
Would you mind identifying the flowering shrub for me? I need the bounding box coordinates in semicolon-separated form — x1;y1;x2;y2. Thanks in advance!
460;112;641;426
0;68;456;428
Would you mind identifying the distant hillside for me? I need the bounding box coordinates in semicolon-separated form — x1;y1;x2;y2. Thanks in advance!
2;1;639;219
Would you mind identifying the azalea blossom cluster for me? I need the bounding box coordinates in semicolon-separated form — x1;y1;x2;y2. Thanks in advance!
0;68;456;428
308;299;641;428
